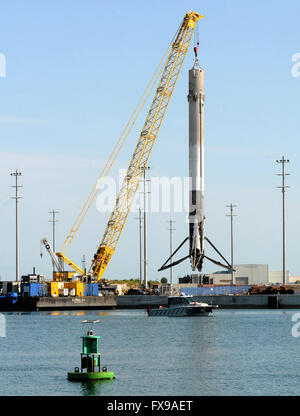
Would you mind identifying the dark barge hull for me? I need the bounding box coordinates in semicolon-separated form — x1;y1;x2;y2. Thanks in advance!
0;296;117;311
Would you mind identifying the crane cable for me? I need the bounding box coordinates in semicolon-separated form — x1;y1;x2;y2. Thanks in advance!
90;15;195;276
193;22;199;60
60;25;181;255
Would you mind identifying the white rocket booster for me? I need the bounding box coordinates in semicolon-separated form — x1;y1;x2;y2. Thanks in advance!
188;65;205;271
158;59;233;274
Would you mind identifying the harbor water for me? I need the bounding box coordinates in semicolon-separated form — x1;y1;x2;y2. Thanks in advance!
0;309;299;396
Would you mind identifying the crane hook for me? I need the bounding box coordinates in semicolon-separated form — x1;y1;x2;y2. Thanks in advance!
193;41;199;59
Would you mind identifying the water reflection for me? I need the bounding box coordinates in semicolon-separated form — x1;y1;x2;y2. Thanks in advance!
45;310;111;317
48;311;86;316
80;379;114;396
3;310;115;317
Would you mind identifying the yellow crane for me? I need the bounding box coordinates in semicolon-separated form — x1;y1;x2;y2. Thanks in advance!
48;11;203;281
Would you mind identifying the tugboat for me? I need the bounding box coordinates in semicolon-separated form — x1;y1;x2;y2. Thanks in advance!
147;295;218;317
67;320;115;381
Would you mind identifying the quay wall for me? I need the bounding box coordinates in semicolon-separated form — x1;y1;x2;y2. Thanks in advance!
116;294;300;309
115;295;168;309
193;294;300;309
2;294;300;311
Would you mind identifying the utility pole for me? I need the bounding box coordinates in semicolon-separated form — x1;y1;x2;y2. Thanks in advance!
49;209;59;252
226;203;237;285
167;220;176;285
81;255;86;274
10;170;22;283
135;208;143;288
141;166;150;290
276;156;290;285
48;210;59;272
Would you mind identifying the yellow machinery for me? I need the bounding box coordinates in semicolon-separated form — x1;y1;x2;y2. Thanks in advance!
53;271;75;281
47;281;59;297
44;12;203;282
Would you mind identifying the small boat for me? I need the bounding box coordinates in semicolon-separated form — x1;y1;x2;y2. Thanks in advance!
147;295;218;317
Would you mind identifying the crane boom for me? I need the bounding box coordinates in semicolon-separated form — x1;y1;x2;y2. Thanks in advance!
41;238;64;273
90;11;203;280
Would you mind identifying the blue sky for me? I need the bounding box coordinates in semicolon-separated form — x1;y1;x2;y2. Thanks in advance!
0;0;300;282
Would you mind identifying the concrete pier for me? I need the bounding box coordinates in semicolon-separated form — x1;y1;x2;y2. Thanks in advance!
2;294;300;311
115;295;168;309
193;294;300;309
115;294;300;310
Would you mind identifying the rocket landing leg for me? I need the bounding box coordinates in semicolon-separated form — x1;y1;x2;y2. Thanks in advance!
158;236;234;273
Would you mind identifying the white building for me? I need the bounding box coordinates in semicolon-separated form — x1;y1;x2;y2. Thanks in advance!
177;265;295;287
268;271;290;284
206;264;269;285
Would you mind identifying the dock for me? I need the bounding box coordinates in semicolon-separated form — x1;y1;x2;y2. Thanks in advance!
2;294;300;312
117;294;300;309
193;294;300;309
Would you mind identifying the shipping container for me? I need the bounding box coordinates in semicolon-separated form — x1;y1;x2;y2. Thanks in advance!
84;283;98;296
47;282;59;297
21;283;43;297
5;282;19;294
64;281;83;296
0;281;20;295
75;282;84;297
180;285;251;296
42;283;48;296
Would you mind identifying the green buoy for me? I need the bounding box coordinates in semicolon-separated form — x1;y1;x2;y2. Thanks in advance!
67;319;115;381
